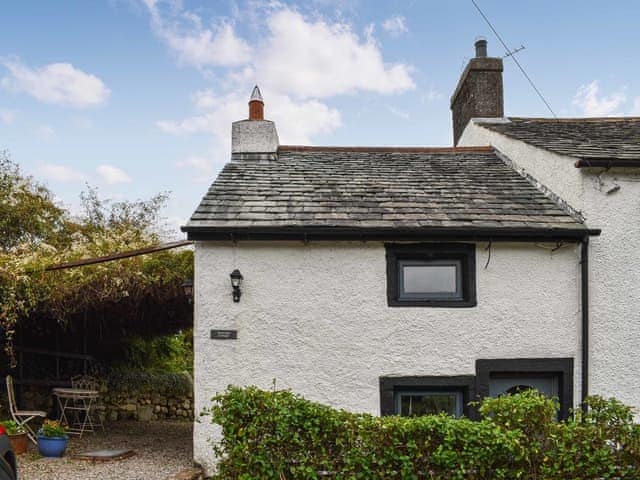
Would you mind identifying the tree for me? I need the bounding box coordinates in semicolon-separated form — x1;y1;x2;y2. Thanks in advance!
0;151;192;367
0;150;74;251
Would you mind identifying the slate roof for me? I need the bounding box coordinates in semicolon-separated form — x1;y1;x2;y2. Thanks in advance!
477;117;640;161
183;146;589;237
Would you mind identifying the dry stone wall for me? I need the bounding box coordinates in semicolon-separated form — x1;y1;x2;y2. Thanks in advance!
12;373;193;422
100;390;193;422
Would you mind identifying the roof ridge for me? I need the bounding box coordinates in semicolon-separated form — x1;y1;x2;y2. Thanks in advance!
278;145;494;153
507;116;640;123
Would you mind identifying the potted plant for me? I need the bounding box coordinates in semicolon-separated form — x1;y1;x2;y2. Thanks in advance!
0;420;28;454
37;420;68;457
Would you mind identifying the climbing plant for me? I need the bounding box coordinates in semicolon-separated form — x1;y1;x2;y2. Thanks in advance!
0;151;192;366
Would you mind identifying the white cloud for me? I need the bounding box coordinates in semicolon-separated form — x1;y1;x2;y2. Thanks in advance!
96;164;132;184
159;90;342;146
190;89;218;110
157;114;213;136
73;117;93;129
421;88;443;103
1;59;110;107
272;95;343;143
147;3;412;170
145;3;251;68
386;105;409;119
176;155;215;182
382;15;407;37
0;109;15;124
256;9;415;98
572;80;626;116
144;3;415;98
36;125;55;140
39;164;86;183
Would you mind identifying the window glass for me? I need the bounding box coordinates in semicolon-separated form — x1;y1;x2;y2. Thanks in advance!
489;376;558;399
396;391;463;417
398;259;462;300
402;264;457;293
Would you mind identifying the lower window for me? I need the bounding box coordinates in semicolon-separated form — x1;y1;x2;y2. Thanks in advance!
380;376;475;418
396;390;463;417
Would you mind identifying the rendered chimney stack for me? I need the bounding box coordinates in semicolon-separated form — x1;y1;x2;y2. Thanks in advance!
231;85;279;160
248;85;264;120
450;39;504;145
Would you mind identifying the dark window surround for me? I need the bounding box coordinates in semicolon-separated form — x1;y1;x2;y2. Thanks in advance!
380;375;476;417
475;358;574;420
385;243;476;307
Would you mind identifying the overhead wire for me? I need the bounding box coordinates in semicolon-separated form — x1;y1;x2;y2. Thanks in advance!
471;0;558;119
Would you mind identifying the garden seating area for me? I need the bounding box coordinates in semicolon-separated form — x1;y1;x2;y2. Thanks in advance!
4;370;197;478
16;420;195;480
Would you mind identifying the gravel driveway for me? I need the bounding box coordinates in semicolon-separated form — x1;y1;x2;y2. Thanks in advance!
16;421;194;480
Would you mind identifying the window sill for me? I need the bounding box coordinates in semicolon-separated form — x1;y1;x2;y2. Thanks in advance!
387;299;477;308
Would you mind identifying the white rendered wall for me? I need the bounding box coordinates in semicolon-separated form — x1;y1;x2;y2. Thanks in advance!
584;171;640;408
193;241;581;473
459;121;640;412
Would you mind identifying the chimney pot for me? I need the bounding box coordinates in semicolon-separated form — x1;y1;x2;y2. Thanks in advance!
248;85;264;121
475;38;488;58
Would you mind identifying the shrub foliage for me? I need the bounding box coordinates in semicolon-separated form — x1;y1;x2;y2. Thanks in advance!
205;386;640;479
0;151;192;366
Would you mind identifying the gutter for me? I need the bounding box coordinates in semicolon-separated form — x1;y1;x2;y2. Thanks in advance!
581;235;590;407
182;226;601;242
575;158;640;168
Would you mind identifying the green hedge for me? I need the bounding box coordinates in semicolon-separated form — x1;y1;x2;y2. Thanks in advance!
203;386;640;479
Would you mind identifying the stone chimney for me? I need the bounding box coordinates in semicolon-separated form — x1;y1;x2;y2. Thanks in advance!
450;39;504;145
231;85;279;160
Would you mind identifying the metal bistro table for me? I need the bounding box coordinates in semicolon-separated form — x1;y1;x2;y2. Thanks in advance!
52;387;99;437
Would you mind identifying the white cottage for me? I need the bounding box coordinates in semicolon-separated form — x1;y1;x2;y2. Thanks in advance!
183;41;622;473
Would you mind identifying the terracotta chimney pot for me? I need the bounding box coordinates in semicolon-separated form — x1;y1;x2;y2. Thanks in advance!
249;85;264;120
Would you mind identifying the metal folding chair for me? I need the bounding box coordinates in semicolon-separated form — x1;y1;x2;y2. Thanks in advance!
6;375;46;444
70;375;104;431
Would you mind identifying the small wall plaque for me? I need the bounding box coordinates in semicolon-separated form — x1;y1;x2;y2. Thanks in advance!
210;329;238;340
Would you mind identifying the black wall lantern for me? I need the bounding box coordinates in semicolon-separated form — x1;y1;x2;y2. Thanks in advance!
181;279;194;304
230;269;243;302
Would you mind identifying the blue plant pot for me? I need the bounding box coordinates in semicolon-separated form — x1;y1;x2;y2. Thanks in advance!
37;435;68;457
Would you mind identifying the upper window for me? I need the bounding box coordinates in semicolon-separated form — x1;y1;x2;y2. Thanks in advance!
386;244;476;307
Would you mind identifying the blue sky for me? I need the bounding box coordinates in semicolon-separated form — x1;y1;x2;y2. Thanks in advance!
2;0;640;238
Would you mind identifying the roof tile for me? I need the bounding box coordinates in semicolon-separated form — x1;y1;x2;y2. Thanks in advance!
184;148;585;233
478;117;640;160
